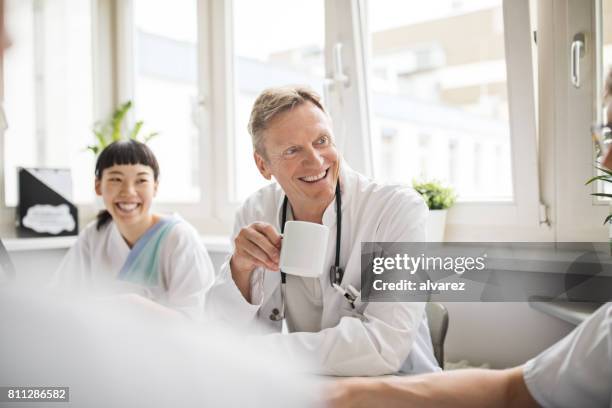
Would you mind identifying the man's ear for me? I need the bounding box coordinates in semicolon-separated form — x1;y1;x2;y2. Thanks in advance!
153;180;159;196
94;179;102;196
254;151;272;180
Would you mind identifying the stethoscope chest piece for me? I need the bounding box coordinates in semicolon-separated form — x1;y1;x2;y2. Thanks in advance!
330;265;344;286
269;308;282;321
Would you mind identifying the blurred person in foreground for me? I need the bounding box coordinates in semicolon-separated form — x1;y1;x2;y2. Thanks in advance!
0;0;13;283
0;284;319;408
0;0;11;53
325;302;611;408
0;6;317;407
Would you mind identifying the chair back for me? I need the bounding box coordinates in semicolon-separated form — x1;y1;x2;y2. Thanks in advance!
426;302;449;368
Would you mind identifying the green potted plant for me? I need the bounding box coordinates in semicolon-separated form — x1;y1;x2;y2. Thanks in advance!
413;179;456;242
86;101;158;155
585;166;612;223
585;166;612;252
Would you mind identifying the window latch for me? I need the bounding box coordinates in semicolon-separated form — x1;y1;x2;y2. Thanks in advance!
571;33;586;89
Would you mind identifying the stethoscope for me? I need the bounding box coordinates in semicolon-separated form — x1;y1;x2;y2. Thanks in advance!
269;182;360;321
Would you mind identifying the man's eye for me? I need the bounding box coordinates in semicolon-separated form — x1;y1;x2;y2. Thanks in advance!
317;136;328;145
284;147;298;156
137;179;148;184
109;178;121;182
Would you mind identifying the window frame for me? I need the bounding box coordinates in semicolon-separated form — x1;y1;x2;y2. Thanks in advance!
325;0;374;177
112;0;230;233
0;0;100;233
537;0;609;242
356;0;551;241
4;0;605;243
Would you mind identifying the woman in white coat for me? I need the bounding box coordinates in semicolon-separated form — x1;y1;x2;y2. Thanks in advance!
56;140;214;321
206;86;439;376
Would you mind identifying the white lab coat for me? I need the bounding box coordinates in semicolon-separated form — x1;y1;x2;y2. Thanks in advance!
206;163;440;376
523;303;612;408
56;215;214;321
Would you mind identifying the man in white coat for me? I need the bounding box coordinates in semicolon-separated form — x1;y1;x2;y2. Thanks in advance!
206;86;439;376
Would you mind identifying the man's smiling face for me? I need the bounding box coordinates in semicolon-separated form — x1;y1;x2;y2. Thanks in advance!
254;101;339;208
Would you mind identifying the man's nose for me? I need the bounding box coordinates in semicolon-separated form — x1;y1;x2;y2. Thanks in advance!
302;147;324;167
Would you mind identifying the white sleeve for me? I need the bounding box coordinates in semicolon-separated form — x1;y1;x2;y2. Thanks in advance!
205;208;265;328
162;222;215;322
251;190;431;376
249;301;426;376
53;232;91;288
523;303;612;408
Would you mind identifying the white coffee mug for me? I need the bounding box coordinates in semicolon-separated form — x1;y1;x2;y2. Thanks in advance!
279;221;330;278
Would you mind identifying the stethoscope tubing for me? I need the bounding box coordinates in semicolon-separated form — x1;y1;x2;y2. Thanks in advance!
271;182;344;321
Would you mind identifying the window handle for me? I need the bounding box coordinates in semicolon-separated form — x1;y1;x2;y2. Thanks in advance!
571;33;585;88
191;95;207;128
332;42;349;86
325;42;350;91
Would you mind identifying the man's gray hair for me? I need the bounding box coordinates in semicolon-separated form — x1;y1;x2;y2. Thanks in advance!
247;85;327;158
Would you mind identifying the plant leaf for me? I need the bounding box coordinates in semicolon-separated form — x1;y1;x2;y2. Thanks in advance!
591;193;612;198
585;175;612;185
604;214;612;225
85;100;162;156
413;179;456;209
130;121;143;140
112;101;132;141
596;166;612;176
143;132;159;143
94;131;108;148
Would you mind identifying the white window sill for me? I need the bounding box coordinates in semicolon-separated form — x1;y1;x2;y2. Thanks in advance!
3;236;78;252
3;234;231;253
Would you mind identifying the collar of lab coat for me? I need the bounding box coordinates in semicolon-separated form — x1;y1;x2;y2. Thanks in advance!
274;158;350;230
109;213;182;254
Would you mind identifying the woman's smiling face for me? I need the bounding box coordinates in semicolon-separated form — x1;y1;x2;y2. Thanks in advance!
95;164;158;228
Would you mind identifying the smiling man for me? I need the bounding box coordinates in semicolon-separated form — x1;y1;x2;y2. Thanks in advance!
206;86;439;376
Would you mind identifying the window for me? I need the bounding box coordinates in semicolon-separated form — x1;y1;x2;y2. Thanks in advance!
3;0;94;205
0;0;546;239
132;0;199;203
602;0;612;78
537;0;607;241
231;0;325;202
367;0;513;201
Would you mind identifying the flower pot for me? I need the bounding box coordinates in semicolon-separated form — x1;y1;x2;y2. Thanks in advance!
427;209;447;242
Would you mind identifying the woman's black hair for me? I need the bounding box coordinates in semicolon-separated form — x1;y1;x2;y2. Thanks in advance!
95;140;160;230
